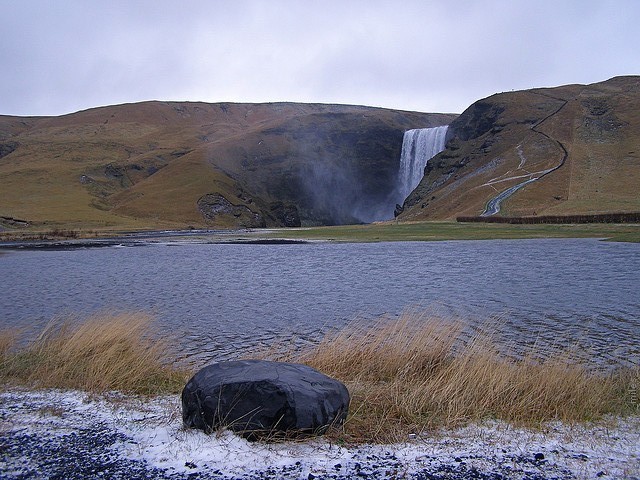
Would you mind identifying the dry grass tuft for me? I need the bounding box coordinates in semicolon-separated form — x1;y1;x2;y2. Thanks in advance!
267;311;638;443
0;329;16;354
0;313;188;394
2;310;637;444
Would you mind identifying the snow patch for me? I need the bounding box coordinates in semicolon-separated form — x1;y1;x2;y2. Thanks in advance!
2;389;639;479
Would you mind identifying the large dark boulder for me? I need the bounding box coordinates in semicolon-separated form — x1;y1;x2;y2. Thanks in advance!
181;360;350;439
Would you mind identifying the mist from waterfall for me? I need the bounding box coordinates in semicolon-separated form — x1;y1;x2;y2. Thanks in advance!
397;125;449;202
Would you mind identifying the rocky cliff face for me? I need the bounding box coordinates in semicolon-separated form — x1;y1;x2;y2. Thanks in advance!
0;102;455;229
398;76;640;220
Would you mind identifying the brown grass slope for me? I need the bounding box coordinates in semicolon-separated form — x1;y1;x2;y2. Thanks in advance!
399;76;640;220
0;102;454;231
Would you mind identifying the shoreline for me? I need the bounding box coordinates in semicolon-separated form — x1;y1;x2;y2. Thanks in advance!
1;221;640;246
0;227;321;251
2;387;638;480
0;235;311;251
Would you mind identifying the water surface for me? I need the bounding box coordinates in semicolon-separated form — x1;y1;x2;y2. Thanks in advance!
1;238;638;366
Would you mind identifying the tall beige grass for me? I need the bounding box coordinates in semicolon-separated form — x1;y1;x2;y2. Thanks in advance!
271;311;638;442
0;313;188;394
2;310;637;443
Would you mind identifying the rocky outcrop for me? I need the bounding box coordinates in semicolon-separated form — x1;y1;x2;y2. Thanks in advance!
181;360;350;439
0;216;30;229
197;193;265;228
394;203;404;217
0;142;17;159
448;101;507;142
268;201;301;227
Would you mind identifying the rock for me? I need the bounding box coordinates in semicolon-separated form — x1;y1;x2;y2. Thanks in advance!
394;203;404;217
270;201;301;227
104;163;125;179
0;215;30;228
449;100;506;141
197;193;266;228
0;141;18;159
181;360;349;439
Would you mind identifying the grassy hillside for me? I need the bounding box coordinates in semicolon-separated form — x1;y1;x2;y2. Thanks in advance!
0;102;454;232
399;76;640;220
4;77;637;234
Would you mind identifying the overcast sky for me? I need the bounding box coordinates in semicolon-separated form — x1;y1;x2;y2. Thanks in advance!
1;0;638;117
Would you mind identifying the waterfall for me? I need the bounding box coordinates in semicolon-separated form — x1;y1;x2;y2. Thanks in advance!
397;125;449;201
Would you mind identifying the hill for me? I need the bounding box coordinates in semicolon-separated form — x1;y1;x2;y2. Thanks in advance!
3;77;638;233
0;102;454;230
398;76;640;220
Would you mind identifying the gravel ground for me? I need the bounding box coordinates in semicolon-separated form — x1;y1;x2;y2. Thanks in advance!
1;389;638;479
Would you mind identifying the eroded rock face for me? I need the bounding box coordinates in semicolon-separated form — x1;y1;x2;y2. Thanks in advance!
181;360;350;439
197;193;265;228
0;142;18;159
269;201;301;227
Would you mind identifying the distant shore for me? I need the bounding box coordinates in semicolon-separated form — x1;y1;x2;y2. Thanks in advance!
1;220;639;247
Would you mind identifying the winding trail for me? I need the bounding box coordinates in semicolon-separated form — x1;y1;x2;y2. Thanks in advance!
481;178;539;216
481;94;569;216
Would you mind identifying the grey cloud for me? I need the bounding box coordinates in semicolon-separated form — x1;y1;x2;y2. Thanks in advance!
1;0;638;116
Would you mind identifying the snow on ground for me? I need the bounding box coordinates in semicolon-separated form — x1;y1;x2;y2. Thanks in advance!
1;388;638;479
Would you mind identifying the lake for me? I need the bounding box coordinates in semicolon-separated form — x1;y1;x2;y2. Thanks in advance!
1;237;638;367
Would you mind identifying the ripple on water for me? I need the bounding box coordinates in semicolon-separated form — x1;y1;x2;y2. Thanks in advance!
0;238;638;367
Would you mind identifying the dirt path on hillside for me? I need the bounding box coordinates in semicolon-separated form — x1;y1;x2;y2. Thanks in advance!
481;95;569;216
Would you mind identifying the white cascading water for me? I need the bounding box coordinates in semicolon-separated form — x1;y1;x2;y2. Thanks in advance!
397;125;449;201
